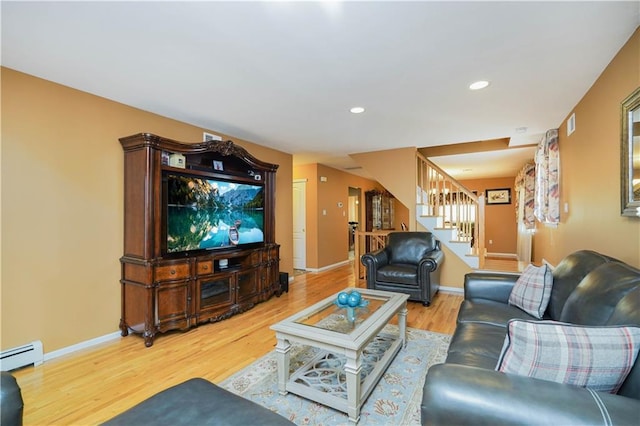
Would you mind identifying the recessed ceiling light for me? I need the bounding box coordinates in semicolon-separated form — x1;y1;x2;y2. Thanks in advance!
469;80;490;90
350;107;365;114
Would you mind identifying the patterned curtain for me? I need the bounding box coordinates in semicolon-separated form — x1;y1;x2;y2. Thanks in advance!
534;129;560;224
515;162;536;230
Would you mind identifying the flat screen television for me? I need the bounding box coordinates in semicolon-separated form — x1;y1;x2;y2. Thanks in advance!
162;172;265;255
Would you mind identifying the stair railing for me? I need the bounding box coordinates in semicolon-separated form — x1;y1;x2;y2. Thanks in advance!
416;152;485;268
353;153;486;280
353;230;393;280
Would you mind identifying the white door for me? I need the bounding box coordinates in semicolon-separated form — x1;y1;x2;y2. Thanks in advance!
293;180;307;270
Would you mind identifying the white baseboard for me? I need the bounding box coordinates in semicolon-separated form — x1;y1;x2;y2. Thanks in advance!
302;259;350;273
439;285;464;294
485;252;517;259
43;331;121;363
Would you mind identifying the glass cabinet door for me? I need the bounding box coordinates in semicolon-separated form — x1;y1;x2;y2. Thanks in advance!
198;273;234;311
237;268;259;303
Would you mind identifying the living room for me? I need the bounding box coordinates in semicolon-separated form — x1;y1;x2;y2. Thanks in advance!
2;2;640;424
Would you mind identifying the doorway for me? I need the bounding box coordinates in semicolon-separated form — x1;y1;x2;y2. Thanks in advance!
293;180;307;271
348;187;361;260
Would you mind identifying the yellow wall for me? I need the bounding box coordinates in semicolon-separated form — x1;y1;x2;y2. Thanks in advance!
349;29;640;280
460;177;517;254
293;163;391;269
351;147;417;228
533;28;640;268
393;198;410;231
1;68;293;352
415;222;471;289
293;164;319;268
2;27;637;354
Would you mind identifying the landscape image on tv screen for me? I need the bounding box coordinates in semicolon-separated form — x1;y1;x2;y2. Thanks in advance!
166;174;264;253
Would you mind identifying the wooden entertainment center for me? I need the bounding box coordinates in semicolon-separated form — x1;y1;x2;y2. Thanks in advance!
119;133;280;347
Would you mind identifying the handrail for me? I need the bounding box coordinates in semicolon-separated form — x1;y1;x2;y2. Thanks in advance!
417;152;479;201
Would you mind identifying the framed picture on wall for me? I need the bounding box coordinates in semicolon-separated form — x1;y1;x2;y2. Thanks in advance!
486;188;511;205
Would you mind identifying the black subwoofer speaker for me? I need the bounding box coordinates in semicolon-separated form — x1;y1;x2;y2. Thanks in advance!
279;272;289;293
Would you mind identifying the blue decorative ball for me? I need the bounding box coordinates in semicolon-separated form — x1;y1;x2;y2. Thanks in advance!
337;291;349;305
347;293;361;307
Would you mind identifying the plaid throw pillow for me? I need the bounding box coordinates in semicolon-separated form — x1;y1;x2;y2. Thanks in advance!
508;264;552;318
496;320;640;393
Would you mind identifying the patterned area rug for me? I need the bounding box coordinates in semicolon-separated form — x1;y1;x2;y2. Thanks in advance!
220;325;451;425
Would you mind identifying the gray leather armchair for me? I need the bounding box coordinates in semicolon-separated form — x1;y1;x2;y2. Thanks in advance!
361;232;443;306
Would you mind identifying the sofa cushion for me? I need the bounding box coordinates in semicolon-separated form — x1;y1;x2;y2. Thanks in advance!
496;320;640;394
457;299;538;327
560;262;640;326
558;262;640;399
508;264;553;319
547;250;619;320
376;264;419;285
386;232;436;265
446;322;508;369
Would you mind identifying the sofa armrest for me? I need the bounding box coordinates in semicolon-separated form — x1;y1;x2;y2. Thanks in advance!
361;249;388;289
360;248;388;269
421;364;640;426
419;249;444;273
464;272;520;303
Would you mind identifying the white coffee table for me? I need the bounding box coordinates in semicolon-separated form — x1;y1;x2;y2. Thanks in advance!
270;288;409;423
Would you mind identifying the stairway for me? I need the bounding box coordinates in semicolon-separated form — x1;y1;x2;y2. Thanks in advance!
352;149;486;273
415;214;479;268
415;153;485;269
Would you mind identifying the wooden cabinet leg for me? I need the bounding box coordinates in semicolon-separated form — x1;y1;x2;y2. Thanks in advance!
143;331;155;347
119;319;129;337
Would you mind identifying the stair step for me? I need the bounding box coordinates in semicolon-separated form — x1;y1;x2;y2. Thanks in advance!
417;207;478;269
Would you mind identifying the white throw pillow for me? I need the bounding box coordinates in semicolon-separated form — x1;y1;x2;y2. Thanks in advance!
496;320;640;393
508;264;553;318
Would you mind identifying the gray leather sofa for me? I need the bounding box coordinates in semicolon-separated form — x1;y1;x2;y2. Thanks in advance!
361;231;443;306
421;250;640;425
1;373;292;426
1;372;23;426
103;378;293;425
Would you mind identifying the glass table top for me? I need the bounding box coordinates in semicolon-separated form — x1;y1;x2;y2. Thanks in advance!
294;293;391;334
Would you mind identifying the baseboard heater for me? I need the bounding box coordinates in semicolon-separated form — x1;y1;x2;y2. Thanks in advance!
1;340;44;371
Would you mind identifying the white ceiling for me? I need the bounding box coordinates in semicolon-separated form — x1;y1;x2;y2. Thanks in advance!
430;146;537;180
2;1;639;179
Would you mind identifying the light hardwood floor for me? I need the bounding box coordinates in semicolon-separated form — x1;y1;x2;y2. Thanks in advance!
12;262;468;425
483;256;522;273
